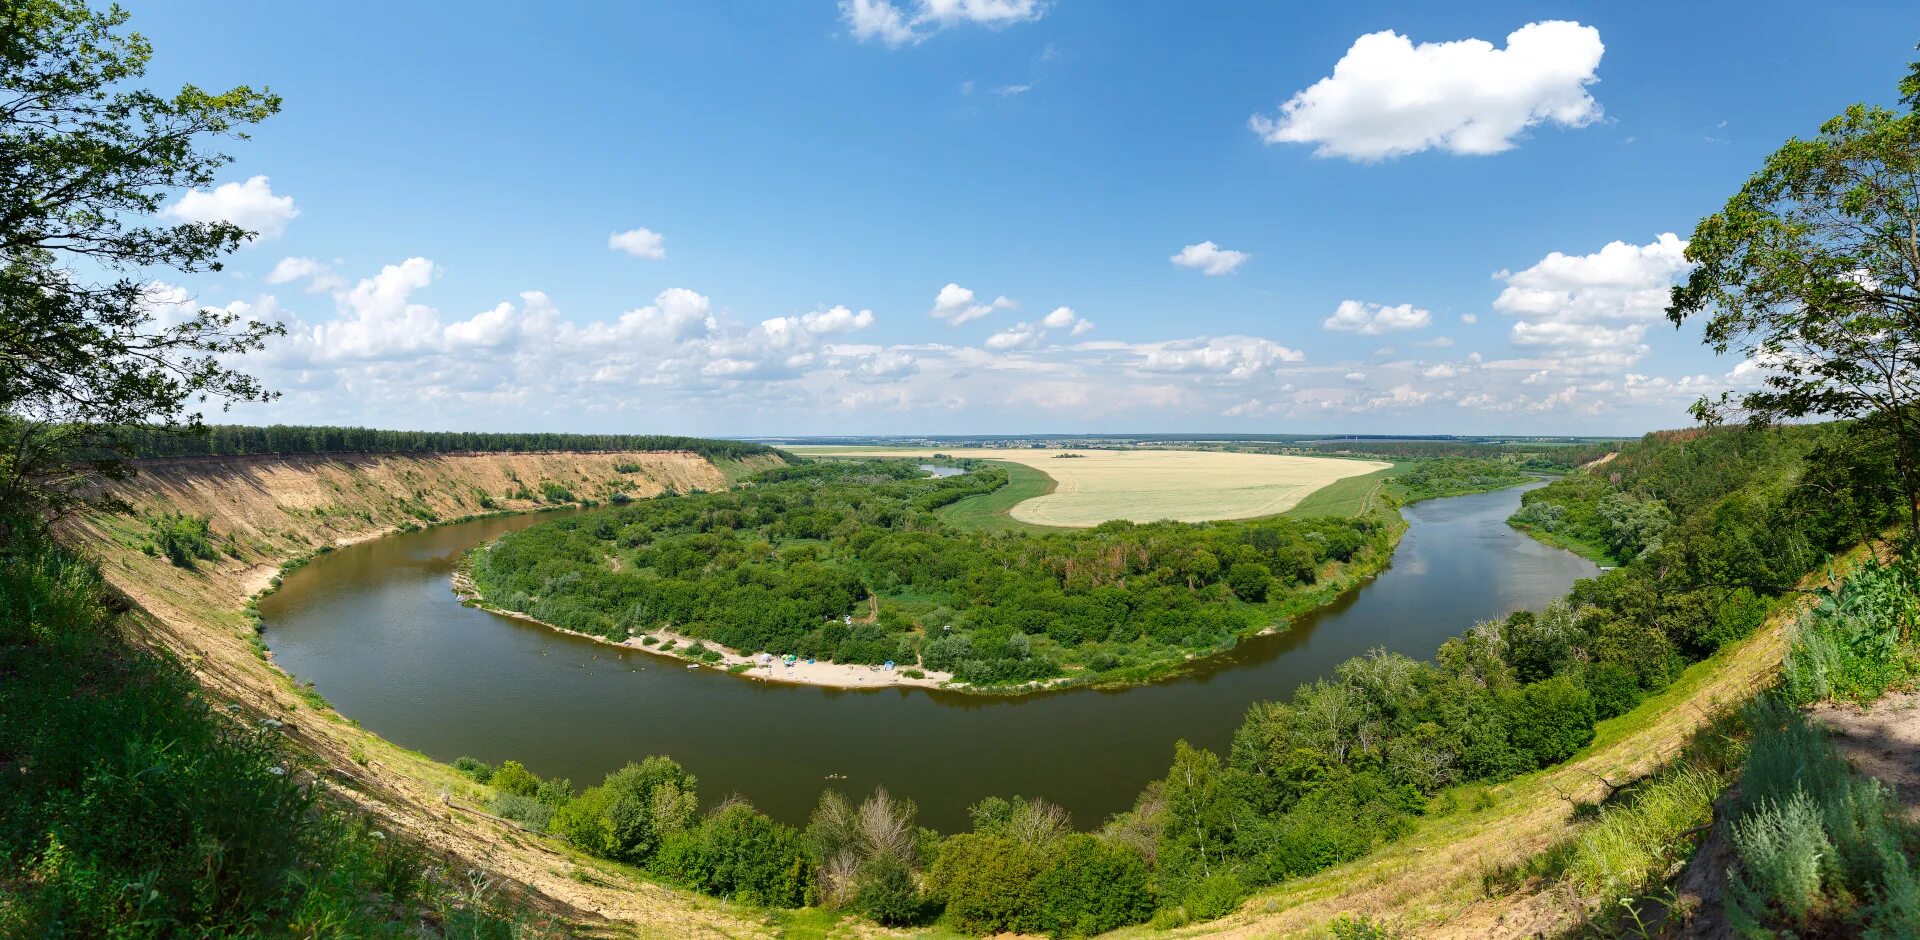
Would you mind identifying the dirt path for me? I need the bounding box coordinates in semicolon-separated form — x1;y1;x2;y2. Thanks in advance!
1813;691;1920;821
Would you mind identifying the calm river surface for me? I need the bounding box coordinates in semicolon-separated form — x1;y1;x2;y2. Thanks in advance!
260;482;1595;831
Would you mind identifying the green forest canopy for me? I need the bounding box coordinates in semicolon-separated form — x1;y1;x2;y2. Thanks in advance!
111;423;783;463
469;456;1532;687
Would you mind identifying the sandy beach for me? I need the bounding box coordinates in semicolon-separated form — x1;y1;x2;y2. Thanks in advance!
451;572;956;691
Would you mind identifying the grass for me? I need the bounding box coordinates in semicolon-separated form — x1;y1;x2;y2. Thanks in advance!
935;460;1060;533
0;528;558;937
1284;463;1407;518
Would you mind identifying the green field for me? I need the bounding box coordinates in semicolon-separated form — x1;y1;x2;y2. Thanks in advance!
1281;462;1407;518
935;460;1060;532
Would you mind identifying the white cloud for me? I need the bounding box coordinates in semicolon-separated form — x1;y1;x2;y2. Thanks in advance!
1041;305;1095;335
163;175;299;240
1321;299;1432;334
842;0;1046;47
609;227;667;259
928;282;1015;325
992;83;1032;96
1249;21;1605;161
799;305;876;333
985;322;1045;351
266;257;346;293
1492;233;1691;370
1344;371;1368;382
1135;336;1304;380
1461;313;1478;325
1170;241;1250;276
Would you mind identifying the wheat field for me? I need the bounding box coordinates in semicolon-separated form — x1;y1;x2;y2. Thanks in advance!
794;447;1390;527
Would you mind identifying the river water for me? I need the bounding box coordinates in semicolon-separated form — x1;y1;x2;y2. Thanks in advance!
259;482;1594;831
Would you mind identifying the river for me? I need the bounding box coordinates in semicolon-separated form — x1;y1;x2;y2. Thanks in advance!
258;482;1595;831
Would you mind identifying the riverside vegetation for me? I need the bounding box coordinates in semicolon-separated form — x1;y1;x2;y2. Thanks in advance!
455;419;1911;935
467;455;1532;688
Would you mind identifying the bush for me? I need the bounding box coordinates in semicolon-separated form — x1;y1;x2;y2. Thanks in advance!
655;801;812;906
1183;871;1248;921
491;792;553;832
454;756;493;783
489;760;539;797
149;512;218;568
853;852;923;926
1504;675;1595;768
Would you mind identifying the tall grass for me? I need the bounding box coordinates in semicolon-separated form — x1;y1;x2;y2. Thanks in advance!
0;530;556;937
1782;552;1919;705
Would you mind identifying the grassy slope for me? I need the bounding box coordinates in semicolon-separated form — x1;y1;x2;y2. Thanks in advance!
935;459;1063;532
1283;462;1408;518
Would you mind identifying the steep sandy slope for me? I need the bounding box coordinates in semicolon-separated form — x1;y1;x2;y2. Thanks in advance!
61;450;783;938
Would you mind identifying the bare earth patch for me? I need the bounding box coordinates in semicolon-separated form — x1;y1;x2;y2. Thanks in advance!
1812;691;1920;822
795;447;1388;527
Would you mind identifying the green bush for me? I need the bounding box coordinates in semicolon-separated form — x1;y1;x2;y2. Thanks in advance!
1183;871;1248;921
491;792;553;832
655;801;811;906
490;760;540;797
454;755;494;783
148;511;218;569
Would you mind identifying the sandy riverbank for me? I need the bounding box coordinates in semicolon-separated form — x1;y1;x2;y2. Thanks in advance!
451;572;956;691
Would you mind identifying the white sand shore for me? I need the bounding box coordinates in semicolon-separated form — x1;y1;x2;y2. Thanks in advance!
452;572;955;691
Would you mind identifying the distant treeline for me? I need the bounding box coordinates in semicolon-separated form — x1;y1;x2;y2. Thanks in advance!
1294;439;1619;469
113;424;783;463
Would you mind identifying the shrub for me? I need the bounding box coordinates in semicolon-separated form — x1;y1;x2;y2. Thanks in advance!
655;801;812;907
853;852;922;925
1183;871;1248;921
489;760;539;797
492;792;553;832
454;756;493;783
149;512;218;568
1503;675;1595;768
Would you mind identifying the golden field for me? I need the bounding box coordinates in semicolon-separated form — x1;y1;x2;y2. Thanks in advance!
793;447;1390;527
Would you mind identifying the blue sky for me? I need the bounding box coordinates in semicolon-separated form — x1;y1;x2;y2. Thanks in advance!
133;1;1919;436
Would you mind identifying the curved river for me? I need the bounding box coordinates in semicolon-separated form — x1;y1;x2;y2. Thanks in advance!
261;482;1594;831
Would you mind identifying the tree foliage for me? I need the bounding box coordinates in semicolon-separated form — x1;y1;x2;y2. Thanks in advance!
1668;70;1920;535
471;458;1397;685
1;0;284;526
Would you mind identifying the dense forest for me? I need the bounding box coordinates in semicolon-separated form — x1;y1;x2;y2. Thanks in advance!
465;421;1909;935
469;458;1518;686
112;424;782;463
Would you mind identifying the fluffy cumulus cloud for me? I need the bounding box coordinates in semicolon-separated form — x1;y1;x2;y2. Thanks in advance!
1170;241;1250;276
1321;299;1432;334
1134;336;1303;380
215;235;1740;432
608;227;667;259
928;282;1015;325
1250;21;1605;161
1493;233;1691;369
799;305;876;333
842;0;1046;47
266;257;345;293
163;175;299;240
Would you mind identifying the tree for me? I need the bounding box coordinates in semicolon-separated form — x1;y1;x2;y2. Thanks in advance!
1667;65;1920;539
1;1;282;528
